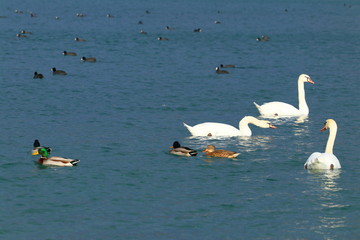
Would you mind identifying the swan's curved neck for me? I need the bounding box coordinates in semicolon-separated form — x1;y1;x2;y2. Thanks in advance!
239;116;261;136
325;124;337;154
298;80;309;114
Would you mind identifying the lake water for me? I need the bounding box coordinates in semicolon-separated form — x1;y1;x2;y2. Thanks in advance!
1;0;359;239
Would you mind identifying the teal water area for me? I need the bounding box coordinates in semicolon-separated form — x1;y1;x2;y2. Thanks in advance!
1;0;359;239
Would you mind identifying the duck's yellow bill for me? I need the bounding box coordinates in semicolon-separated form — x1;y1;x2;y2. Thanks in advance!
32;150;39;155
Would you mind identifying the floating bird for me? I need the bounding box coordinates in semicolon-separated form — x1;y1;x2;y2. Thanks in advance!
140;29;147;34
16;34;27;38
74;37;86;42
304;119;341;170
20;30;32;34
170;141;197;157
254;74;314;117
183;116;277;137
33;72;44;79
81;56;96;62
32;147;80;167
51;67;67;75
215;66;229;74
63;51;77;56
256;35;270;42
220;64;235;68
203;145;239;158
158;37;169;41
194;28;202;32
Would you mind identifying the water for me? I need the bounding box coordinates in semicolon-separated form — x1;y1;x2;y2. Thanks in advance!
1;0;360;239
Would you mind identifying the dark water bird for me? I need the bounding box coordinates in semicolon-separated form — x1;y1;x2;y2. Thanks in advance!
16;34;27;38
74;37;86;42
220;64;235;68
33;72;44;79
51;67;67;75
220;64;236;68
81;56;96;62
158;37;169;41
215;66;229;74
63;51;77;56
194;28;202;32
20;30;32;34
140;29;147;34
203;145;239;158
170;141;197;157
256;35;270;42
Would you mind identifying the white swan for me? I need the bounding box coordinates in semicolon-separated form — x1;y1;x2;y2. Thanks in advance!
304;119;341;170
254;74;315;117
183;116;277;137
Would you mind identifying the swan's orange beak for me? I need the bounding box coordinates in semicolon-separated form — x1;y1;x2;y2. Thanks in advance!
269;124;277;129
308;79;315;84
320;126;327;132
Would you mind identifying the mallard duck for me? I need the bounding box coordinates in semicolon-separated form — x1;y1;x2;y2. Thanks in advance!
32;139;52;155
33;72;44;79
170;141;197;157
51;67;67;75
81;56;96;62
63;51;77;56
215;66;229;74
202;145;239;158
32;141;79;167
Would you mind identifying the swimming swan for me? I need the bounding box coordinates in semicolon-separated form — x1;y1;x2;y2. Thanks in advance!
254;74;314;117
304;119;341;170
183;116;277;137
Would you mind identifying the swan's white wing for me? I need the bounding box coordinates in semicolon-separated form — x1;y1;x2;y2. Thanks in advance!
184;122;240;137
255;101;301;117
305;152;341;169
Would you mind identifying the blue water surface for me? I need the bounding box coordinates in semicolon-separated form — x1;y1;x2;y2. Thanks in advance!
0;0;359;239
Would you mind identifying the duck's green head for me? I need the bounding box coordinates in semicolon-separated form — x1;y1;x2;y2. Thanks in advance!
32;147;49;157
